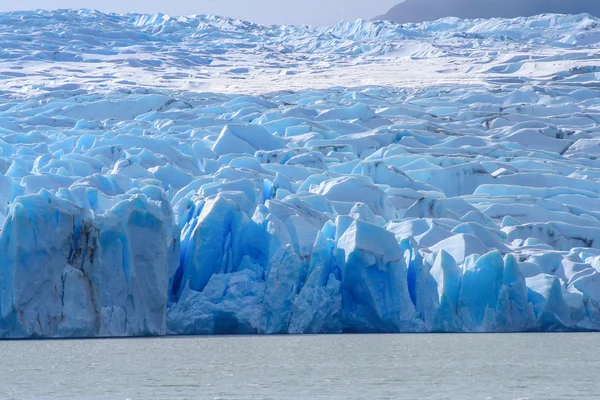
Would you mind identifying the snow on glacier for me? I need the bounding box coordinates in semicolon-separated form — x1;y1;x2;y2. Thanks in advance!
1;10;600;337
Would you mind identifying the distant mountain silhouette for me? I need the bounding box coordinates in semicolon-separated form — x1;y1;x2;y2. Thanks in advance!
375;0;600;23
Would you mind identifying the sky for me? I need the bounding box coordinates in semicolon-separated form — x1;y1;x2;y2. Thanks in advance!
0;0;403;26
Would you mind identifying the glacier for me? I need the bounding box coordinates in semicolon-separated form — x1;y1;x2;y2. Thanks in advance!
1;10;600;337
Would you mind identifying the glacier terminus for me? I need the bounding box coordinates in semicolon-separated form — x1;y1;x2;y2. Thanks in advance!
1;10;600;337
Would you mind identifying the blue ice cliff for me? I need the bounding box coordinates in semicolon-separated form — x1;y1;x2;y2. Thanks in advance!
1;10;600;337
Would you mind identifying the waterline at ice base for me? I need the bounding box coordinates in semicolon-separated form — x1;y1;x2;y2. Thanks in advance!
1;10;600;338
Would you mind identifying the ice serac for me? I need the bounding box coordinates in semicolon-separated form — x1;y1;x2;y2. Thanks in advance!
96;193;172;337
288;230;342;334
336;220;416;332
452;251;535;332
0;191;98;338
212;124;286;156
458;251;505;331
494;254;536;332
400;238;438;328
0;190;173;338
177;194;250;294
429;250;462;332
526;274;573;331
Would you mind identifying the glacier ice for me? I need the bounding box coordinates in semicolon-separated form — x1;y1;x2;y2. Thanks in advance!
0;190;173;337
2;10;600;337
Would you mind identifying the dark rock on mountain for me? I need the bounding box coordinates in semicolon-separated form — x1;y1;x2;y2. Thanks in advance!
376;0;600;23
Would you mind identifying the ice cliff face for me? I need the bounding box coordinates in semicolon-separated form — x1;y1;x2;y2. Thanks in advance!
1;10;600;337
0;189;175;337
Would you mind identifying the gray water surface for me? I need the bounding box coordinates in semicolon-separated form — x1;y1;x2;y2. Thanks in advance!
0;333;598;400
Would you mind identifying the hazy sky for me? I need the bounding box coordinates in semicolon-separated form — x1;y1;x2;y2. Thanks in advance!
0;0;403;26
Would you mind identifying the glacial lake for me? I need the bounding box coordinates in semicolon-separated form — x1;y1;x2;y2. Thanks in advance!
0;333;598;399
